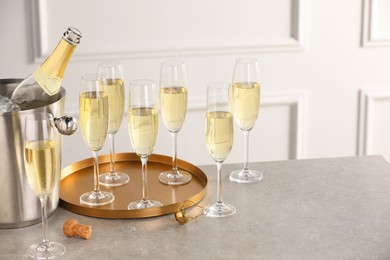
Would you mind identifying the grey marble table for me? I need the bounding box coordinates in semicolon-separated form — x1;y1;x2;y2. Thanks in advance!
2;155;390;259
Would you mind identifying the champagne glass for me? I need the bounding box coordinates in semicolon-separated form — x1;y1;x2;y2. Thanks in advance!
127;79;162;209
229;58;263;184
204;82;236;218
24;113;65;259
79;74;114;206
158;60;192;185
97;61;130;187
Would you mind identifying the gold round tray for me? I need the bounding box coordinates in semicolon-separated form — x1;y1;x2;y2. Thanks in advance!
60;153;207;218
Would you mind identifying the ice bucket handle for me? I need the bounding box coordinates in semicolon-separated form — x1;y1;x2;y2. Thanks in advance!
54;115;77;135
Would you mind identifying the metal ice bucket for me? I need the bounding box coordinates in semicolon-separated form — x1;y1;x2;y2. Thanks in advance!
0;79;66;228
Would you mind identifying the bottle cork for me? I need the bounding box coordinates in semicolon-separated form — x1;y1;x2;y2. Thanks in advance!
63;219;92;240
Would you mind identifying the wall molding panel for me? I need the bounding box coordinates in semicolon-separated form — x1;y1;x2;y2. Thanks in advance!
30;0;305;62
358;88;390;157
261;92;306;159
362;0;390;47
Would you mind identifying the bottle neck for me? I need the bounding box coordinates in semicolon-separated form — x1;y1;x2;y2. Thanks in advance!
39;39;77;80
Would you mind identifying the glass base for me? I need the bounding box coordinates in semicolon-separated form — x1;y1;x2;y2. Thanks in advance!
204;202;236;218
229;169;263;184
26;241;66;259
158;170;192;185
99;171;130;187
80;191;114;206
128;199;163;210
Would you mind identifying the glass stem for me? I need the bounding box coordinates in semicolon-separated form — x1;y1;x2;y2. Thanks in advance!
108;133;116;175
216;161;223;205
243;130;250;172
92;150;100;193
171;131;178;175
40;196;49;247
141;156;149;203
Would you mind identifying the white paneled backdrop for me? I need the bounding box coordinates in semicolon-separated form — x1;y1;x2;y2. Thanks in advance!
2;0;390;168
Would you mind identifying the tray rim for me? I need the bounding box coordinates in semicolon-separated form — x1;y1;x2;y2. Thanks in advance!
60;152;208;219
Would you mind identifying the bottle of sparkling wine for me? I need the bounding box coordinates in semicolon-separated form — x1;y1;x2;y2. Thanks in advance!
11;27;82;108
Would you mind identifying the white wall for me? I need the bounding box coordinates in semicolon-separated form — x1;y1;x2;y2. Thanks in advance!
1;0;390;168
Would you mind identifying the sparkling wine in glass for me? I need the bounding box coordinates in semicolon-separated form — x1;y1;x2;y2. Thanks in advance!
229;58;263;184
24;112;66;259
204;82;236;218
158;60;192;185
79;74;114;206
127;79;162;209
97;61;130;187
